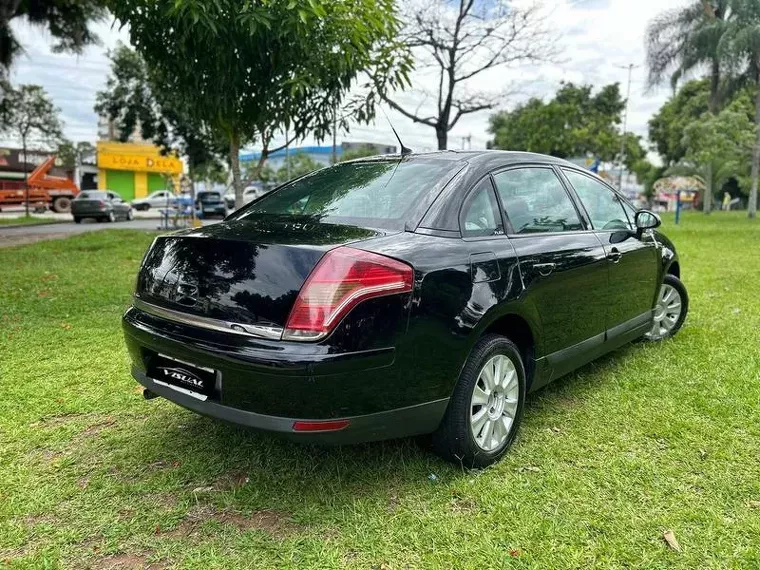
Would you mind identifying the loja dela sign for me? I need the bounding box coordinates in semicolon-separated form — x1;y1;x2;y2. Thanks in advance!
98;152;182;174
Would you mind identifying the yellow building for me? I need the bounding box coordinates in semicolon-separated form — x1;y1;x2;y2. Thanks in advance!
97;141;183;201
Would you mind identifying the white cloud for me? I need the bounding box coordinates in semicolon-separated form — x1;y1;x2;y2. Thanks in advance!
4;1;689;154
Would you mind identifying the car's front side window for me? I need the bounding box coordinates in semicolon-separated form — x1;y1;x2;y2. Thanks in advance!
493;167;583;234
461;177;501;238
562;169;630;231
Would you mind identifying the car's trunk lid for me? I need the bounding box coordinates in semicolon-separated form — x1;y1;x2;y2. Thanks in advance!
135;217;391;330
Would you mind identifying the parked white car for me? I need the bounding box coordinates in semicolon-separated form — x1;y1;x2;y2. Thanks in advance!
224;186;272;210
131;190;176;211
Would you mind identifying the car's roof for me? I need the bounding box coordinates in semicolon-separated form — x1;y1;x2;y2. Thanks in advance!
349;149;576;169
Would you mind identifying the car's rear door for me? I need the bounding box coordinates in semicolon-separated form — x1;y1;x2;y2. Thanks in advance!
559;168;659;340
491;165;610;383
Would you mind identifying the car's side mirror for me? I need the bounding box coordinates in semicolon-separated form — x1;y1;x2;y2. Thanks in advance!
635;209;661;231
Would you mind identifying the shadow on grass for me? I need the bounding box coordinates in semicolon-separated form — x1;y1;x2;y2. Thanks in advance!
97;342;642;516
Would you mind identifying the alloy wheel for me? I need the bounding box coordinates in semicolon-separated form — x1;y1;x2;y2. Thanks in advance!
645;283;682;340
470;354;519;452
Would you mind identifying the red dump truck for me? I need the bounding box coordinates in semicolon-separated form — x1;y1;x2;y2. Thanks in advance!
0;155;80;213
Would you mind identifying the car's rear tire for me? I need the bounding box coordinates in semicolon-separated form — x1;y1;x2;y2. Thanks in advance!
73;216;81;224
643;274;688;341
107;211;116;223
432;334;526;468
126;209;134;221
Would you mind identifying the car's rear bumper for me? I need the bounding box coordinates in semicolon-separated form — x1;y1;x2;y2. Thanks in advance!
71;207;107;216
122;306;448;443
133;367;447;444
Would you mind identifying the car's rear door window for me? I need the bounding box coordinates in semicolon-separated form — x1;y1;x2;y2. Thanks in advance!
237;159;461;230
562;169;631;231
493;167;583;234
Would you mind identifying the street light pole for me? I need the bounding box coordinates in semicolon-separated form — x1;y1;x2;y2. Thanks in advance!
617;63;637;190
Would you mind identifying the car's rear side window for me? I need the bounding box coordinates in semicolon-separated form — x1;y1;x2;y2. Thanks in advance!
77;191;106;200
237;159;460;230
493;167;583;234
461;177;502;237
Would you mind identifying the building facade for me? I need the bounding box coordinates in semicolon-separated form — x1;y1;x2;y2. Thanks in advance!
96;141;183;201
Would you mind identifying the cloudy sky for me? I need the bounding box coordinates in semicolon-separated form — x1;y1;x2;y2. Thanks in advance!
5;0;690;157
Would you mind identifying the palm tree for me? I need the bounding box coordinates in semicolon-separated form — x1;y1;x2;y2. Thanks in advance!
646;1;731;213
719;0;760;218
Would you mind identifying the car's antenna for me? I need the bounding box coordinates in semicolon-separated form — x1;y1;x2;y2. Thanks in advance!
380;107;412;156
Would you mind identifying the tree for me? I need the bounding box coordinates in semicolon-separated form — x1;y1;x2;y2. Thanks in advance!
378;0;554;150
0;0;107;70
0;84;64;216
108;0;410;208
57;140;95;170
276;154;322;183
338;145;381;163
646;1;731;213
665;103;755;206
648;79;711;166
488;83;630;164
244;162;277;185
94;43;226;191
718;0;760;218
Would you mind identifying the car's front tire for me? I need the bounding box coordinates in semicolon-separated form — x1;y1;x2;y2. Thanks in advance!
73;216;81;224
433;334;526;468
643;274;688;341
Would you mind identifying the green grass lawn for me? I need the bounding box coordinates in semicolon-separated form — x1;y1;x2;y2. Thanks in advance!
0;216;65;227
1;212;759;569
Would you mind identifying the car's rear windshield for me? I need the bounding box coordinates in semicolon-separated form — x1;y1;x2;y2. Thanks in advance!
234;158;461;230
198;192;221;202
77;192;106;200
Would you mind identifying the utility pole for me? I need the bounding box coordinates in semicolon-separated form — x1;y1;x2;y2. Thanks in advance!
332;103;338;164
285;126;290;180
617;63;638;190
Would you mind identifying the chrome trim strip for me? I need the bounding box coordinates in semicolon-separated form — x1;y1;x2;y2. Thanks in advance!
157;352;216;373
152;378;209;401
132;296;283;340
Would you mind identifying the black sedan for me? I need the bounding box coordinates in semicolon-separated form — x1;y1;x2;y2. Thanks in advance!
123;151;688;467
72;190;133;223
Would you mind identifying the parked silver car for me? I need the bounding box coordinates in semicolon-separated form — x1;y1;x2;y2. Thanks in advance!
224;186;272;209
131;190;176;211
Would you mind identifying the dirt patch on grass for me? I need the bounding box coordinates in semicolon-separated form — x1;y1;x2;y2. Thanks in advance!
93;553;169;570
212;470;250;491
80;416;117;437
30;412;84;428
161;505;298;539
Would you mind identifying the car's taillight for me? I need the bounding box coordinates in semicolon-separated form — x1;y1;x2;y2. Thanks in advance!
283;246;413;341
98;200;105;209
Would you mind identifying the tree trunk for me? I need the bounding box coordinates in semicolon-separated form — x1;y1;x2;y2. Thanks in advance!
229;132;243;210
436;126;447;150
749;86;760;219
703;164;712;214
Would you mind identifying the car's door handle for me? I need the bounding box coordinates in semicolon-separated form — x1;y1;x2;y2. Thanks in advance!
607;248;622;263
533;262;556;276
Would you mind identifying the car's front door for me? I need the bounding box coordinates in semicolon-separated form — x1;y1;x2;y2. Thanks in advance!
491;166;610;382
560;168;659;339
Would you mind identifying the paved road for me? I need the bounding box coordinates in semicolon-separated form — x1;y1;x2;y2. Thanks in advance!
0;218;220;248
